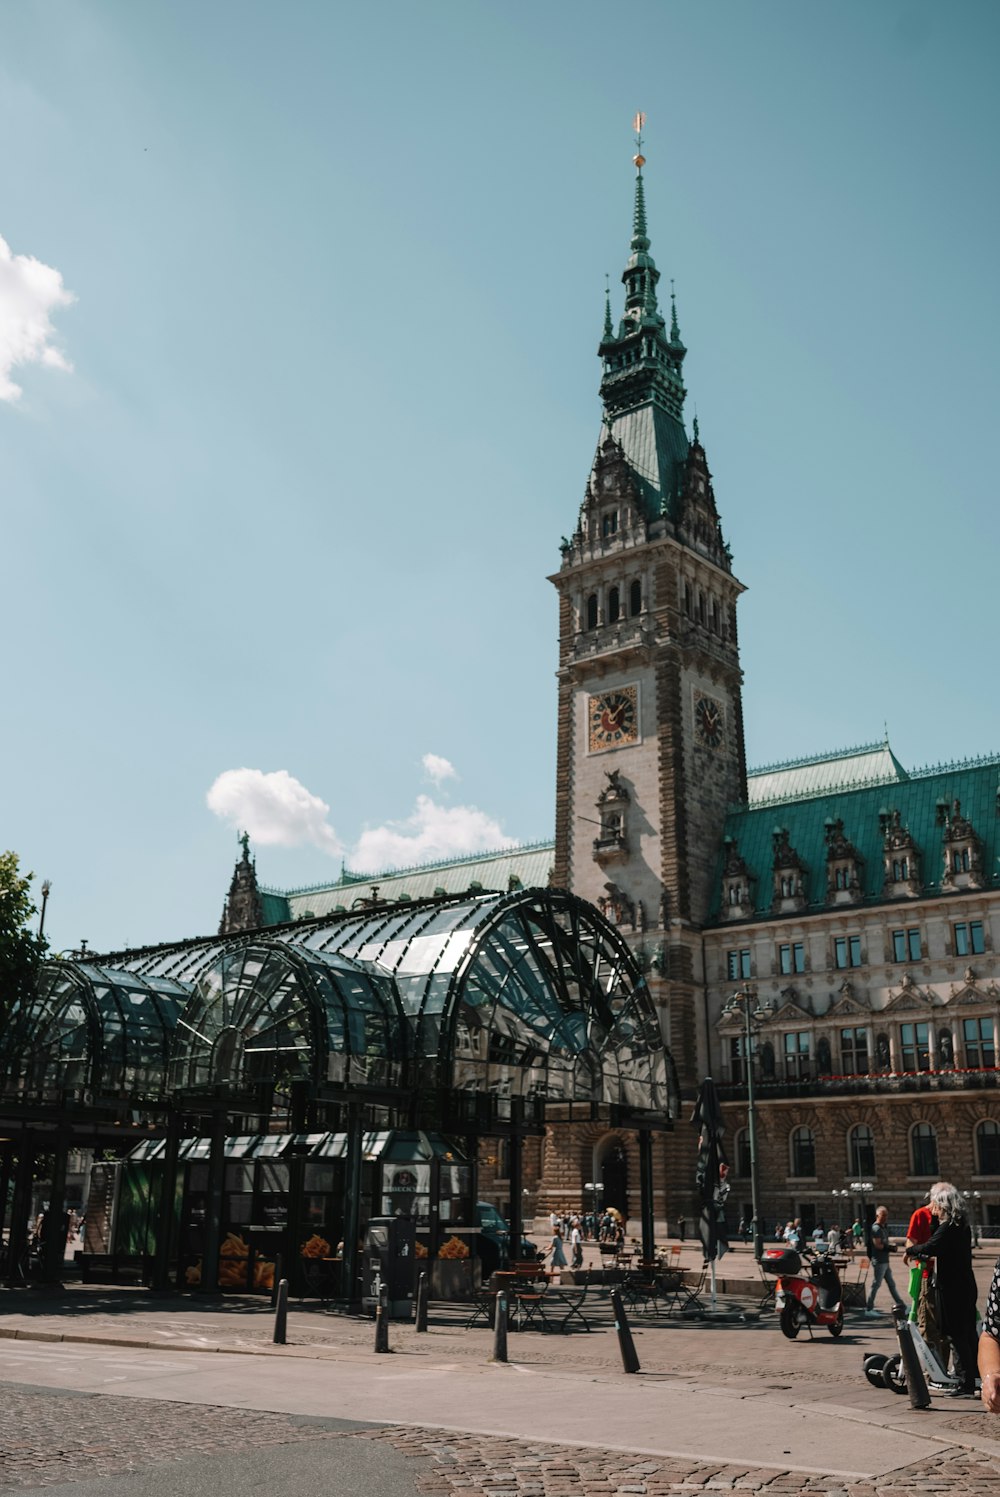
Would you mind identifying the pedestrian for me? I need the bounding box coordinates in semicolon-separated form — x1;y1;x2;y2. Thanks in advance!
570;1221;583;1269
677;1214;686;1242
737;1215;748;1245
826;1224;840;1255
864;1205;905;1317
851;1217;864;1248
978;1257;1000;1410
906;1182;978;1396
549;1226;567;1271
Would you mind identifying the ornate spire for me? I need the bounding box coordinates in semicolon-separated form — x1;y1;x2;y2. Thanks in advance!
603;275;613;339
219;832;264;935
596;114;688;515
669;280;682;344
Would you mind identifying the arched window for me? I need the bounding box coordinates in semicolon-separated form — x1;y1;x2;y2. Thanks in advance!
976;1120;1000;1176
629;579;642;617
734;1128;752;1178
910;1122;939;1177
849;1123;876;1177
586;594;598;631
684;583;693;617
608;586;620;623
790;1126;815;1177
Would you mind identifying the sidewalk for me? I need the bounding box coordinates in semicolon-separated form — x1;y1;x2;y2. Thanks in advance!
4;1265;1000;1484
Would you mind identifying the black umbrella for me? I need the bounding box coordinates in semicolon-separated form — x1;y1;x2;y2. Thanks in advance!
691;1076;730;1263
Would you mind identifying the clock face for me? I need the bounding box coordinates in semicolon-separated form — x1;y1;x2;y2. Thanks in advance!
588;685;639;753
694;691;725;750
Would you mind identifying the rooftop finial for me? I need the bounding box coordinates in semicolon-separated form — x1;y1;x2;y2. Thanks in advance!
692;412;700;443
603;273;613;338
670;279;681;342
632;110;646;167
631;111;648;249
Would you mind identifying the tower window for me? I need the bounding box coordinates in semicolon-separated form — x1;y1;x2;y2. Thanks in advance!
778;941;805;975
698;592;706;626
892;927;922;962
964;1018;995;1069
892;857;909;881
841;1027;869;1075
684;583;692;617
834;935;862;969
784;1032;810;1082
586;594;598;631
711;600;720;634
726;949;752;981
910;1122;938;1176
601;510;619;538
629;579;642;617
900;1022;930;1072
954;920;985;957
608;586;620;623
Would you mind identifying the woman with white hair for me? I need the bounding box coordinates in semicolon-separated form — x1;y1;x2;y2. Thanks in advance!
905;1181;978;1396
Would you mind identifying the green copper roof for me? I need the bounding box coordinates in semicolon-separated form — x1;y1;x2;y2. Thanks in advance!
260;841;556;924
747;739;910;808
712;749;1000;921
596;162;689;521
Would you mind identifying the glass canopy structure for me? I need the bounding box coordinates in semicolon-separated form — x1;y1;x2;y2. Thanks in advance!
0;888;675;1292
0;961;189;1104
118;887;673;1114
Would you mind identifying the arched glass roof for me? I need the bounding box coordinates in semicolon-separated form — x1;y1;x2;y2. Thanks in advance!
168;941;406;1093
0;961;189;1103
109;889;673;1115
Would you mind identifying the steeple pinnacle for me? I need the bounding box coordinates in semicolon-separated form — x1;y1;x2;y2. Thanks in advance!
603;275;613;339
595;114;690;522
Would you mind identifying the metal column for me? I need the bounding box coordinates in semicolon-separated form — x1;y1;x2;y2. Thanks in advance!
638;1128;655;1262
200;1109;227;1294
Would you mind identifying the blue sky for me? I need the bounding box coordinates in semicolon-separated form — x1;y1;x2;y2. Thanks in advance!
3;0;998;954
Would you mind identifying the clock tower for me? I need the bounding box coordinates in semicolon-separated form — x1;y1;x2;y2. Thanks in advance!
550;135;746;1087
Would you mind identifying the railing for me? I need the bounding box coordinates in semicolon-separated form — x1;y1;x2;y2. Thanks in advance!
719;1067;1000;1102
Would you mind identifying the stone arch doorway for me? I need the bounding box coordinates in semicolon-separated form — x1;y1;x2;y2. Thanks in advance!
595;1134;629;1221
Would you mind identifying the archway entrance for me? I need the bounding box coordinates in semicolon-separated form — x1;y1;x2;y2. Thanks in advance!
601;1142;628;1221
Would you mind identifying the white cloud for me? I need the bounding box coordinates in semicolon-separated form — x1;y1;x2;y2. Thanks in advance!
422;752;457;785
0;233;74;402
206;768;342;855
351;795;516;872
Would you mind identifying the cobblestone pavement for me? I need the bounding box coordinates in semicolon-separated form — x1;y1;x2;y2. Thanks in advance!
362;1426;1000;1497
0;1387;345;1489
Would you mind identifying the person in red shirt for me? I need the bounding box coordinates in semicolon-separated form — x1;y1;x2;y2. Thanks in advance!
906;1195;947;1366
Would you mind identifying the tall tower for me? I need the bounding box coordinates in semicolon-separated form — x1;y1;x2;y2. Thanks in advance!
550;125;747;1087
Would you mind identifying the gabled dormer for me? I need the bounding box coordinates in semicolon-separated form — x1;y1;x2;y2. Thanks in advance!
771;826;808;914
879;808;922;898
938;798;985;891
824;817;864;905
719;837;755;922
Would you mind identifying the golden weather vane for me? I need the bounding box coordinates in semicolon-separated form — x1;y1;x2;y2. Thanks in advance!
632;111;646;168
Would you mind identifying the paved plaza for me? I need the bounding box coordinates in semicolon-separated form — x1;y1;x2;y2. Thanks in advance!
3;1244;1000;1494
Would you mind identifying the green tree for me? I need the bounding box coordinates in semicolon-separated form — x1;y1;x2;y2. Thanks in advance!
0;851;47;1026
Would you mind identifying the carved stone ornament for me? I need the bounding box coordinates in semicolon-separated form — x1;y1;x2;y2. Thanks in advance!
593;770;630;867
598;881;636;931
940;799;985;891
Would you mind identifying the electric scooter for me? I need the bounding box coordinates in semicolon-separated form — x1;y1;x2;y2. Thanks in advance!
863;1310;967;1396
761;1244;844;1339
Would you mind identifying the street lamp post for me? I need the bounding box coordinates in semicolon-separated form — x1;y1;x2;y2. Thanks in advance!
38;880;51;940
964;1189;981;1247
723;988;769;1262
850;1180;874;1234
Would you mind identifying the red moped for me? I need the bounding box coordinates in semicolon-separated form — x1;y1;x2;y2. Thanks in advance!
761;1245;844;1339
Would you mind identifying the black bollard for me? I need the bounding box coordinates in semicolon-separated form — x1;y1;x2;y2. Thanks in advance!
374;1283;390;1353
893;1305;931;1410
270;1254;283;1308
414;1270;429;1332
273;1277;288;1345
610;1288;640;1374
492;1290;508;1363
